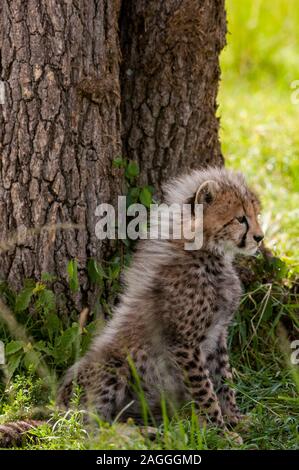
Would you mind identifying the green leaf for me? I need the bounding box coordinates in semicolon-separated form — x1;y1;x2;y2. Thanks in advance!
80;320;99;353
113;157;126;168
127;187;140;206
56;324;80;352
147;186;155;195
36;288;56;314
274;259;288;279
67;259;79;293
87;259;107;284
24;350;41;371
125;161;139;180
0;281;16;308
265;256;288;280
53;324;81;364
6;340;24;356
35;340;52;355
262;302;273;322
139;186;153;208
7;353;22;377
110;263;121;280
46;313;62;338
15;286;35;312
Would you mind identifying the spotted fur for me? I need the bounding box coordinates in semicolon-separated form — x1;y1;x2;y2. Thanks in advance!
58;167;264;431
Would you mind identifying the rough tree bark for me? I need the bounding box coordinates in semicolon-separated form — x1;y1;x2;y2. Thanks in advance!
120;0;226;192
0;0;123;307
0;0;227;308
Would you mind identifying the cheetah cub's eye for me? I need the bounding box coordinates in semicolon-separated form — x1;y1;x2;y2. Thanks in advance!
236;215;247;224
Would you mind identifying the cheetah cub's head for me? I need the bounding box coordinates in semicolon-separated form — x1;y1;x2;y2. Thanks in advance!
194;174;264;256
164;167;264;256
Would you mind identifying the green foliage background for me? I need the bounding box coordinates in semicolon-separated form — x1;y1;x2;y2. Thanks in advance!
220;0;299;266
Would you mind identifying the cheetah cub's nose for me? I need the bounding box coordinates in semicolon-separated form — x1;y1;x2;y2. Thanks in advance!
253;234;264;243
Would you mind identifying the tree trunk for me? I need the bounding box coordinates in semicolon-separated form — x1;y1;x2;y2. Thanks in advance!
0;0;226;308
120;0;226;193
0;0;122;308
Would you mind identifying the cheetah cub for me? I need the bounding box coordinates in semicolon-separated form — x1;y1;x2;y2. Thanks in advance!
58;167;264;432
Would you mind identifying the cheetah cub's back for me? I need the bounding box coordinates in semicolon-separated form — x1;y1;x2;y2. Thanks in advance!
58;167;264;430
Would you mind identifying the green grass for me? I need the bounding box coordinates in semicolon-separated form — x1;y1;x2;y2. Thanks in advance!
1;346;298;450
0;0;299;451
219;0;299;268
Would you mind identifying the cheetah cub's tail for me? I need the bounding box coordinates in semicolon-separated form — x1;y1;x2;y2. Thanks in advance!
0;419;44;448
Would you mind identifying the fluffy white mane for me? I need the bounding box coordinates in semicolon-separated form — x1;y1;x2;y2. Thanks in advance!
162;166;249;205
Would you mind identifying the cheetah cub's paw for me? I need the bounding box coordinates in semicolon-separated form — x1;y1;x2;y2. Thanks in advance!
223;429;243;446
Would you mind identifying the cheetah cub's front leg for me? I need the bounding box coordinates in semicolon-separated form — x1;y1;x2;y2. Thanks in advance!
207;332;244;427
173;346;225;429
174;346;243;444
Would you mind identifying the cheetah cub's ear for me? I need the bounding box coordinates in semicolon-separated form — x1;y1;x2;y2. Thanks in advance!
195;180;219;206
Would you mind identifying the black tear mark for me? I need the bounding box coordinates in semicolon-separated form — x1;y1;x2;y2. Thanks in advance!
238;216;249;248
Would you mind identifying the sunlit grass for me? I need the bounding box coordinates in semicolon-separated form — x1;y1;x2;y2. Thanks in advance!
222;0;299;84
219;81;299;265
220;0;299;268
